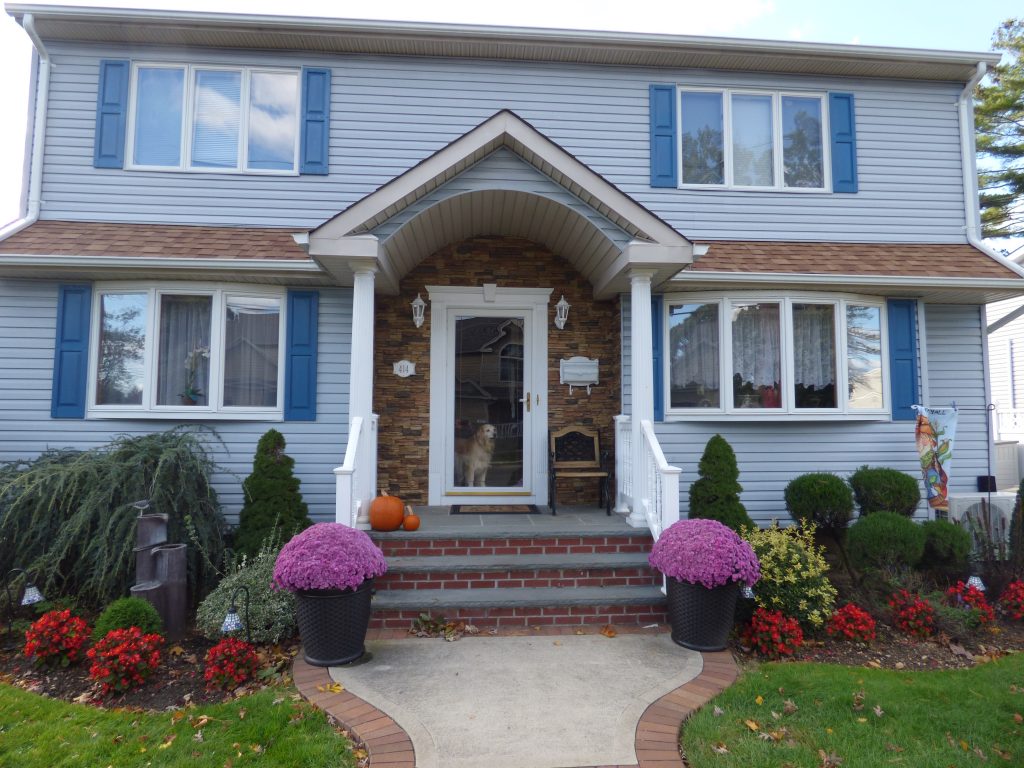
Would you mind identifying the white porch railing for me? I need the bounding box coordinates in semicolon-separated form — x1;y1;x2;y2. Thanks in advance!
614;414;681;541
334;413;379;528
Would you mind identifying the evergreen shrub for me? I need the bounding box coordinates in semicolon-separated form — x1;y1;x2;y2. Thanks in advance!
234;430;312;558
846;511;926;571
741;521;837;629
196;537;296;644
92;597;164;641
848;466;921;517
688;434;754;533
784;472;854;532
919;519;971;578
0;429;225;608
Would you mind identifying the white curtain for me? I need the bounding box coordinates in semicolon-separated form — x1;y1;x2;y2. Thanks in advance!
223;298;280;407
670;303;720;407
157;295;212;405
793;304;836;389
731;303;781;389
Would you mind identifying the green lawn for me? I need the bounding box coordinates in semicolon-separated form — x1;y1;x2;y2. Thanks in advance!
683;653;1024;767
0;684;358;768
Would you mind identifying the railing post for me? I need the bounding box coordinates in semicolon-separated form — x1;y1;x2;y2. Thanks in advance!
614;414;631;515
660;464;682;537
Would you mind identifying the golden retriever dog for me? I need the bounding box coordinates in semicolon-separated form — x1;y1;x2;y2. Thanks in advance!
454;423;496;487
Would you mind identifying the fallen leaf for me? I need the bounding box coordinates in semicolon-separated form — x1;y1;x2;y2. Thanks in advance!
744;719;760;732
315;682;344;694
771;710;782;720
818;749;843;767
191;715;211;729
599;624;617;638
237;709;247;721
783;699;798;715
873;705;885;718
974;747;988;760
250;744;264;754
712;705;724;717
272;697;284;706
193;730;204;743
852;690;865;711
866;660;882;669
885;743;905;753
1014;713;1023;724
755;695;764;705
552;640;562;646
946;732;957;748
856;717;868;723
961;740;971;751
711;742;730;754
158;734;177;751
169;645;186;657
170;711;185;724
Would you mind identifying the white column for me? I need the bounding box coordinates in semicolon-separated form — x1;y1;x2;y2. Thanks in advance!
350;264;377;525
628;268;656;528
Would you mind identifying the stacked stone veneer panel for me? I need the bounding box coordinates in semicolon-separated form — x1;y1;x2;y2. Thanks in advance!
374;236;622;504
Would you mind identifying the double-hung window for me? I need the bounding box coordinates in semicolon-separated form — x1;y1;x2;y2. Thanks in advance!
678;88;829;190
127;64;300;174
90;285;285;417
665;294;886;417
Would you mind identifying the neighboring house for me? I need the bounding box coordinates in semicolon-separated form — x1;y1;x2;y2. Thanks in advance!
2;4;1023;536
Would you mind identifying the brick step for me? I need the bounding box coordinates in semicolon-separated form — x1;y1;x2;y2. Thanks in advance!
372;532;653;558
376;552;660;590
369;585;667;629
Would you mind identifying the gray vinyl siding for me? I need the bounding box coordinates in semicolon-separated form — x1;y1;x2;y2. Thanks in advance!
987;297;1024;441
622;299;991;524
0;279;352;525
37;42;968;242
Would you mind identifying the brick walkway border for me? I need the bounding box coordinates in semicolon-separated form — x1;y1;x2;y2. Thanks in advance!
293;647;738;768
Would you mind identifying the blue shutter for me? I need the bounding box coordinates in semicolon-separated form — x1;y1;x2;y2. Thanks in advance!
93;60;130;169
828;92;858;193
299;67;331;175
887;299;919;421
51;284;92;419
651;295;664;421
649;85;677;188
285;290;319;420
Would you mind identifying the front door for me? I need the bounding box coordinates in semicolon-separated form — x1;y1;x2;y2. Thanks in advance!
427;286;550;506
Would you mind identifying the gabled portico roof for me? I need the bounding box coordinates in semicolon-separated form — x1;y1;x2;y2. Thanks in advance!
308;110;693;297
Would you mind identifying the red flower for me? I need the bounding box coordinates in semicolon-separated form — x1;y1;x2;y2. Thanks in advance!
1000;580;1024;621
889;590;936;638
23;610;90;667
826;603;877;643
203;637;261;691
945;581;995;627
742;608;804;658
87;627;163;697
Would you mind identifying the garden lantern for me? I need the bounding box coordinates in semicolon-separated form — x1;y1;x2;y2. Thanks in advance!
221;584;252;643
741;585;756;600
966;575;986;592
4;567;45;642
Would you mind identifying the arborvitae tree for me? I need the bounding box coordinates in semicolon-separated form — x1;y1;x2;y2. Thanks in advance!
688;434;755;533
234;429;312;558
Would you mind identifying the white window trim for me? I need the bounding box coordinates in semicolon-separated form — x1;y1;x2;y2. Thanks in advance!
86;282;287;421
662;290;889;421
676;87;832;193
124;62;301;176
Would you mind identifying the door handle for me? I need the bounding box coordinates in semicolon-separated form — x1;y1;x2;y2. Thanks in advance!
521;391;531;413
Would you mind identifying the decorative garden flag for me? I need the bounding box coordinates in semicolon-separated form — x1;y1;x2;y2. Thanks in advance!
913;405;957;513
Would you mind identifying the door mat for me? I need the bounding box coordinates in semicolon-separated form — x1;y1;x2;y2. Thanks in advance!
450;504;539;515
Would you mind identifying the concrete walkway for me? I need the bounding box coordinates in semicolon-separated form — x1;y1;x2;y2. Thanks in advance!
323;633;701;768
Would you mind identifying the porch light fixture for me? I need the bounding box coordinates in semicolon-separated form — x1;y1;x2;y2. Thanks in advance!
966;575;986;592
411;293;426;328
4;567;45;642
221;584;252;643
554;295;570;329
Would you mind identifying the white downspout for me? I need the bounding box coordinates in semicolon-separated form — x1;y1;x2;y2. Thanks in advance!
0;14;50;239
959;61;1024;278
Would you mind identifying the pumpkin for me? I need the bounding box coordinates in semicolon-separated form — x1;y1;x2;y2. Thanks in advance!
369;490;404;532
403;505;421;532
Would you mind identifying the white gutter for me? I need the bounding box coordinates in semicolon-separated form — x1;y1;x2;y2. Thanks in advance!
0;254;325;272
959;62;1024;280
673;270;1024;291
0;14;49;240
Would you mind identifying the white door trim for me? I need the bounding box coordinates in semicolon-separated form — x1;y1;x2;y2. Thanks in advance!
427;284;552;506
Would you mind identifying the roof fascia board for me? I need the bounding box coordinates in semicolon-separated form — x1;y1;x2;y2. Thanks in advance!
0;253;323;272
5;5;1001;74
674;270;1024;291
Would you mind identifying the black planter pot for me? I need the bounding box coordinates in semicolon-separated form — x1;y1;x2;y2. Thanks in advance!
665;578;740;652
294;579;374;666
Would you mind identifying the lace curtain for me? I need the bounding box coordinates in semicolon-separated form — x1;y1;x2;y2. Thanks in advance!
731;303;781;389
792;304;836;389
669;303;720;407
223;297;280;407
157;295;212;405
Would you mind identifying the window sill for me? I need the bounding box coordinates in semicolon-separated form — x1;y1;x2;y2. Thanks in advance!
662;411;891;423
676;184;830;194
86;409;284;422
123;165;299;177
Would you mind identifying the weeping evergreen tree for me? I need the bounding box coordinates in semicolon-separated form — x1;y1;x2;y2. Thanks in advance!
234;429;312;558
0;429;226;608
688;434;755;533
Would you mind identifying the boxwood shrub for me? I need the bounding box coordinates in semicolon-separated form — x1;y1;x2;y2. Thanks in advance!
849;466;921;517
920;519;971;578
846;511;926;571
92;597;164;641
784;473;854;532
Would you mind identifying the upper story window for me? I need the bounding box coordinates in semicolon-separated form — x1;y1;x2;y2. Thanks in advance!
127;64;300;174
665;292;886;417
89;284;285;418
678;88;830;191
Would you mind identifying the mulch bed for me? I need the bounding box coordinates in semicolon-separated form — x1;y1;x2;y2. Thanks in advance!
0;632;299;711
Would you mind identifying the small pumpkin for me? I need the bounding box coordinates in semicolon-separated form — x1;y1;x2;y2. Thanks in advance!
369;490;404;532
403;505;421;532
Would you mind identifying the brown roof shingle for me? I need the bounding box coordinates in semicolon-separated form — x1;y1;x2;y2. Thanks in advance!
689;241;1020;280
0;221;310;260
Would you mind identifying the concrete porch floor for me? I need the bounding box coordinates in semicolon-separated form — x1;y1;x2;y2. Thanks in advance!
375;504;636;537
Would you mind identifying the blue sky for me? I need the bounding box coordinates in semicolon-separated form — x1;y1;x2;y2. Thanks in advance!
0;0;1020;225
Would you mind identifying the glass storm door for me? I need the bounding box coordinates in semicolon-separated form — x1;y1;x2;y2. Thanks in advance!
447;311;532;499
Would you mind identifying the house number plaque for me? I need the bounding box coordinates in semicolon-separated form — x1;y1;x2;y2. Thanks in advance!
393;360;416;378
